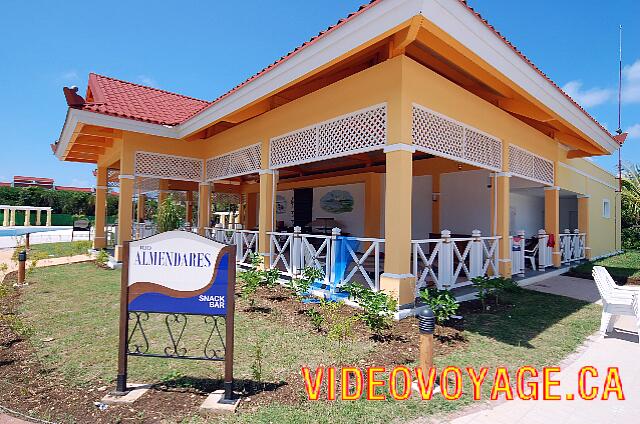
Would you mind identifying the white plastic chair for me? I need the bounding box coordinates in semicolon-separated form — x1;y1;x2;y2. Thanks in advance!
592;266;640;339
524;244;538;270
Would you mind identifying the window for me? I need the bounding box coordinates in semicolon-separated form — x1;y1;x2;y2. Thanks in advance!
602;199;611;219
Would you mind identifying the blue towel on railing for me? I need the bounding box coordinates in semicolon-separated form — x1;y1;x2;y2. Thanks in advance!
331;237;360;286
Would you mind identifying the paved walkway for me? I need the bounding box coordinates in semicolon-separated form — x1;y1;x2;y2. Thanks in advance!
0;248;92;283
438;275;640;424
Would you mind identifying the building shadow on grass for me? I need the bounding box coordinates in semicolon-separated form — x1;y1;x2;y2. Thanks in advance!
462;289;593;349
156;376;286;397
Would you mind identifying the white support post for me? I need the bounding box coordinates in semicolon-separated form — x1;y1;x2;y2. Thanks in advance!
292;226;302;276
517;230;526;277
46;209;52;227
537;229;548;270
24;209;30;227
10;209;15;226
235;231;244;263
469;230;483;278
214;223;224;243
2;208;8;227
438;230;454;290
573;229;581;261
330;227;341;285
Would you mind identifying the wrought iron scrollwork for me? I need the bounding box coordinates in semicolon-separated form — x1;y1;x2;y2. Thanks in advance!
164;313;188;357
203;316;226;360
127;312;150;354
127;312;226;361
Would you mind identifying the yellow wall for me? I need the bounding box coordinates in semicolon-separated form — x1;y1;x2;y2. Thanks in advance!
401;56;559;162
557;154;620;258
199;57;404;162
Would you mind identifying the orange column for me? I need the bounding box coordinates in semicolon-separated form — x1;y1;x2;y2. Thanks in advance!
431;174;440;234
198;183;211;236
115;175;134;261
544;186;561;267
495;172;511;277
94;166;108;249
137;193;146;223
258;170;277;267
364;173;383;238
578;195;591;260
186;191;194;224
246;192;258;229
380;144;415;307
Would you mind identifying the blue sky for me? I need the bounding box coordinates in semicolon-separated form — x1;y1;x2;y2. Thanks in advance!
0;0;638;187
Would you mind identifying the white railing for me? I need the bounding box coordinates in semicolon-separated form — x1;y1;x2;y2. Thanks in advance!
132;222;158;240
412;230;500;293
536;230;553;270
204;225;259;265
560;229;586;264
336;233;384;292
267;227;384;291
510;230;526;276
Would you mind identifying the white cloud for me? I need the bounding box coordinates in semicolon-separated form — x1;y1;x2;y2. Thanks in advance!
61;70;79;82
561;80;613;107
626;123;640;139
138;75;157;87
622;59;640;103
69;178;92;188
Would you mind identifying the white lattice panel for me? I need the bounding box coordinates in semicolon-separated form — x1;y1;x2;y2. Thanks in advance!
107;168;120;188
206;143;261;181
412;104;502;171
134;151;204;182
509;145;554;185
270;104;387;168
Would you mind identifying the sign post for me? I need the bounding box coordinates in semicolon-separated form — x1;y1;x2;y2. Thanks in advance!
114;231;236;403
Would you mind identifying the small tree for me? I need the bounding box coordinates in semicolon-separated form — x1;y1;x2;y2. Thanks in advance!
157;195;183;233
419;288;459;326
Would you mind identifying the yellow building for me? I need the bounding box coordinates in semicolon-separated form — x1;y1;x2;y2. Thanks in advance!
53;0;622;311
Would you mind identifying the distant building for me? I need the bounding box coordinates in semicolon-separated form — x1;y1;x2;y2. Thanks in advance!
0;176;94;193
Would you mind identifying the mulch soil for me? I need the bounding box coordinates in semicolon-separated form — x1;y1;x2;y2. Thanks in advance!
0;269;479;423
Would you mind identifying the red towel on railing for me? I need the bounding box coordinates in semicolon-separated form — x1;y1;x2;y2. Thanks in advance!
547;233;555;248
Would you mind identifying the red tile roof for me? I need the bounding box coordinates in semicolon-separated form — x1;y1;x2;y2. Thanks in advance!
54;186;94;193
74;74;211;126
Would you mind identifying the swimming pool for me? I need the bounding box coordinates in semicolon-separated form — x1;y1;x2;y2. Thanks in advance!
0;227;64;237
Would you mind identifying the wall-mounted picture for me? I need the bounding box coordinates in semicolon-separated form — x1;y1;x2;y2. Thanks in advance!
275;194;287;214
320;190;354;214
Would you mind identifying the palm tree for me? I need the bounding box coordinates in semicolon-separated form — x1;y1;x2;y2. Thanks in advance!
622;164;640;227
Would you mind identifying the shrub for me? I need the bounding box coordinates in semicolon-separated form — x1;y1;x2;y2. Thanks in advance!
287;267;323;299
306;309;325;332
419;288;459;325
622;226;640;250
343;284;397;336
250;338;265;388
156;195;183;233
95;250;109;267
238;269;262;307
471;275;519;309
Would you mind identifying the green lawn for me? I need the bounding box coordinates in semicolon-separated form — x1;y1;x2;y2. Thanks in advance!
16;263;601;423
13;240;92;261
570;250;640;283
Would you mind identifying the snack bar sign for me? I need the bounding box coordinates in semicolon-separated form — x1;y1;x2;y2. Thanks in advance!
127;231;236;315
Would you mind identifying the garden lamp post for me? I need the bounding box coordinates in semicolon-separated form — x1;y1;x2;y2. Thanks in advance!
417;307;435;374
17;250;26;286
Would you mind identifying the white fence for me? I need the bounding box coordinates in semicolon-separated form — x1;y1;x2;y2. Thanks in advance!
204;225;259;266
268;227;384;291
412;230;500;294
560;229;586;264
510;231;526;276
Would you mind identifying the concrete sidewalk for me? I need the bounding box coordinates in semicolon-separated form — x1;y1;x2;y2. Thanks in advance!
439;275;640;424
0;248;92;283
